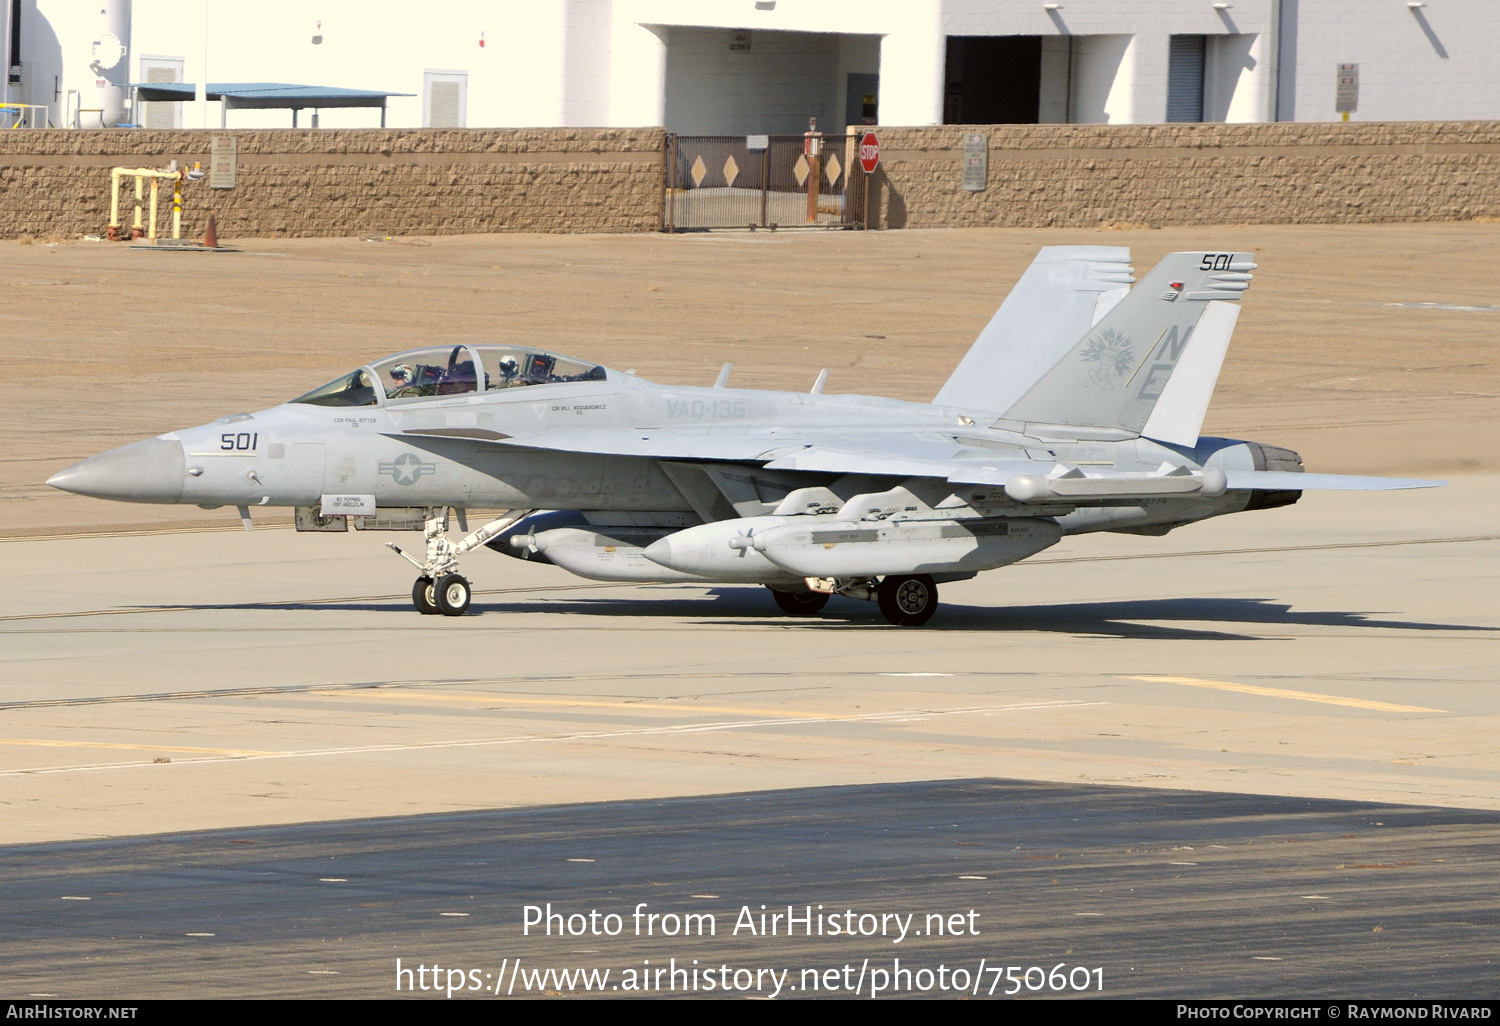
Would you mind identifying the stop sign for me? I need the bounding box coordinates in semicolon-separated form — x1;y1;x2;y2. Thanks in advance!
859;131;879;174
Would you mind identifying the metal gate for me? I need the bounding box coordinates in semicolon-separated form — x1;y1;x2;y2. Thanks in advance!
664;134;866;231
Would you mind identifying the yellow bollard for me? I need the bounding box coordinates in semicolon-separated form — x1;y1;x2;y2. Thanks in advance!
172;176;183;239
132;175;143;238
148;177;159;240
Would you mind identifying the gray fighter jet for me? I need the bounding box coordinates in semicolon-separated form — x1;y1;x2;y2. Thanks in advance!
49;247;1438;625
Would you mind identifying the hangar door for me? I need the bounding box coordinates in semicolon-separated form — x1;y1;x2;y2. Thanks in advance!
1166;36;1207;122
943;37;1043;124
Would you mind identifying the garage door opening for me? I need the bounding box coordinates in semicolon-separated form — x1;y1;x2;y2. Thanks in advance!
943;36;1043;124
663;28;879;135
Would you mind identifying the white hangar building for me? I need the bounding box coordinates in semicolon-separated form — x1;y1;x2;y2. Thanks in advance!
4;0;1496;131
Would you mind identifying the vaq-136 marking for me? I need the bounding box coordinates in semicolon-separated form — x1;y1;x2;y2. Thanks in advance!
49;248;1440;625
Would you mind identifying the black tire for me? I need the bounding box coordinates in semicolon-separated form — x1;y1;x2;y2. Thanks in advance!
877;574;939;626
769;587;830;617
435;573;472;617
412;576;439;615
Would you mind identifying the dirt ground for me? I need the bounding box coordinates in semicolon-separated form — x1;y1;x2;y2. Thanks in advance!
3;222;1497;538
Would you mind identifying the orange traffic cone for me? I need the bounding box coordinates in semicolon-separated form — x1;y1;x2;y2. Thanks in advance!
204;212;219;249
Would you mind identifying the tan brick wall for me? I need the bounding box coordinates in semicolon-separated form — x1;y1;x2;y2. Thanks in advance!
0;128;666;240
865;121;1500;229
3;122;1498;239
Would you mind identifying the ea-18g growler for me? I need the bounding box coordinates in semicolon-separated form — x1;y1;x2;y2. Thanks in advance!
49;247;1438;625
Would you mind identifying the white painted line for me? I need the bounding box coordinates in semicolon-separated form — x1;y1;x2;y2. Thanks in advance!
1075;913;1104;917
319;877;346;882
60;895;90;900
691;894;719;899
440;912;470;917
185;932;215;937
566;858;595;863
1169;861;1198;866
958;875;987;880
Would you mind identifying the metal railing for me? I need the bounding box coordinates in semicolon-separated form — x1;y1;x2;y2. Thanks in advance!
664;134;866;232
1;103;51;129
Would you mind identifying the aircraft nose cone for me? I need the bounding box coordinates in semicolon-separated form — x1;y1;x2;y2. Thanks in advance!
47;437;186;503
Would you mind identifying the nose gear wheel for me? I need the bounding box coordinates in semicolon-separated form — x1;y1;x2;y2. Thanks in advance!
412;576;439;615
436;573;472;616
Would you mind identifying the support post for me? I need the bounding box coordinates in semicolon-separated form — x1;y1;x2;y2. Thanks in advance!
107;168;122;240
803;118;823;224
760;147;769;228
667;133;677;234
148;177;159;240
132;173;143;238
172;174;182;239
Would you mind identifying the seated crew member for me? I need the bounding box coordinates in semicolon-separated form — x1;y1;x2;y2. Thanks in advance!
495;354;525;387
387;364;417;397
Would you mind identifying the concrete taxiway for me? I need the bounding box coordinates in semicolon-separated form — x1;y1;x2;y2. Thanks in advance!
2;472;1495;997
2;475;1496;848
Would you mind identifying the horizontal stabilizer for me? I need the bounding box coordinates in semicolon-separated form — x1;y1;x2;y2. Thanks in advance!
1225;471;1444;491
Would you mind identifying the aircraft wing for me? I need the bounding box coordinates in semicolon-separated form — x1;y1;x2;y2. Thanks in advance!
400;428;1441;495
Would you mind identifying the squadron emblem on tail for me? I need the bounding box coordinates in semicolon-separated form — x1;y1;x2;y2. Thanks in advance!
1079;328;1135;390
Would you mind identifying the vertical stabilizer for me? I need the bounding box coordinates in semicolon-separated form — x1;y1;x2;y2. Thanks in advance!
1002;251;1254;434
934;247;1134;413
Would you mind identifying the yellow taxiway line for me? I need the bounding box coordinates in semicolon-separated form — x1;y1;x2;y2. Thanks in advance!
1126;676;1447;714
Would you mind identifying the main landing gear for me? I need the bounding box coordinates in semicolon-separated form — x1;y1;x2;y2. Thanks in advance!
769;573;940;627
877;574;939;627
389;508;525;617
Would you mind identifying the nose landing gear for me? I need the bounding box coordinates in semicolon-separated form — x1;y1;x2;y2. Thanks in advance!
387;508;527;617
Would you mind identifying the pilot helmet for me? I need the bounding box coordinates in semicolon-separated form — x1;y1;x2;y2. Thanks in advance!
390;364;414;383
498;355;520;377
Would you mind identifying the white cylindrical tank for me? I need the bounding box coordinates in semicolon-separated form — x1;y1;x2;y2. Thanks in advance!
88;0;131;127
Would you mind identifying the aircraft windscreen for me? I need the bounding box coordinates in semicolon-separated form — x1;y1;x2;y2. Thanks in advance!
291;368;378;407
474;346;606;389
374;346;479;400
291;346;605;407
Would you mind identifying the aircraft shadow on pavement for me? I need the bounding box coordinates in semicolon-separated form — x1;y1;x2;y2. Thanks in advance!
466;591;1496;641
134;591;1496;642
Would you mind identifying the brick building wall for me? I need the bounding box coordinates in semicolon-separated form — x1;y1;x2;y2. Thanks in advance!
1;121;1497;240
869;121;1500;229
0;128;666;240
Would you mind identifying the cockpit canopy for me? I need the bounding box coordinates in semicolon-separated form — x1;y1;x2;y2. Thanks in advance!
292;345;607;407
